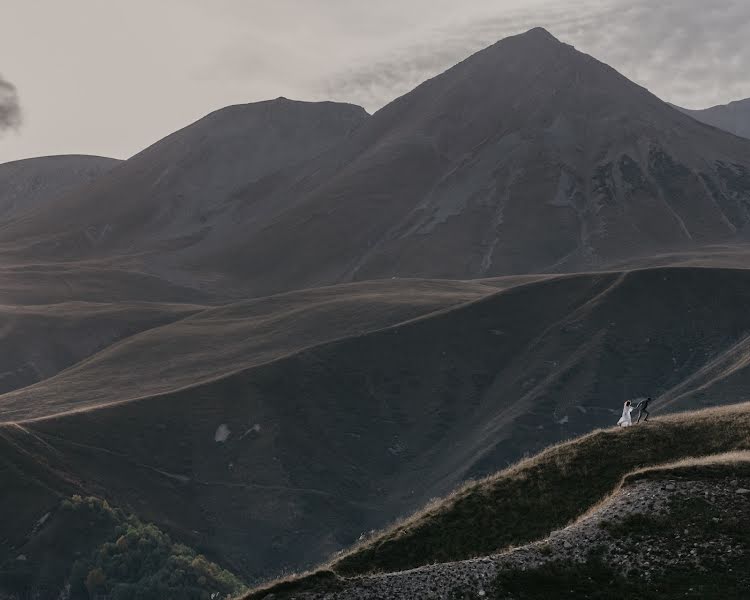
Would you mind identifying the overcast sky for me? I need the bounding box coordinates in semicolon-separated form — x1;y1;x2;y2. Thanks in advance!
1;0;749;164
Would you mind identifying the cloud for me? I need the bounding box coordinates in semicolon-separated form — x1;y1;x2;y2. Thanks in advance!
318;0;750;112
0;74;21;133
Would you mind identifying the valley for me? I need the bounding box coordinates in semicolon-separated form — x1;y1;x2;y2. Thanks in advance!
2;25;750;600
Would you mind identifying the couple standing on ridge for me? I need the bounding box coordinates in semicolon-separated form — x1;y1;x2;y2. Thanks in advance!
617;397;652;427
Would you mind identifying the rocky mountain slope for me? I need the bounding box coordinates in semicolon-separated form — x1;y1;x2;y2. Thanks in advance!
676;97;750;140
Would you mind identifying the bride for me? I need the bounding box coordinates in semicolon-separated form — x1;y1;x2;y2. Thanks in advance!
618;400;634;427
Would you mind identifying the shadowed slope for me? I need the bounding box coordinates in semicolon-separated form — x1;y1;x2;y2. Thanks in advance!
0;278;497;422
0;301;205;395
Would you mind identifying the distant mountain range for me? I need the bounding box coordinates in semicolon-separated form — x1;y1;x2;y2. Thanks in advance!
0;154;119;220
3;27;750;597
2;28;750;297
675;97;750;139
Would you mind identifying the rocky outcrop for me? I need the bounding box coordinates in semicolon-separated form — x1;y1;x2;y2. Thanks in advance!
286;475;749;599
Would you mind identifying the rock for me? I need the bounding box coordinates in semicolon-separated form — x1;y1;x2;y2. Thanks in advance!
730;480;739;487
735;488;750;495
665;484;676;491
563;541;572;549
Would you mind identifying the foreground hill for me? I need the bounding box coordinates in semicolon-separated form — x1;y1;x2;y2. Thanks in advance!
676;97;750;139
3;31;750;298
247;404;750;599
4;267;750;584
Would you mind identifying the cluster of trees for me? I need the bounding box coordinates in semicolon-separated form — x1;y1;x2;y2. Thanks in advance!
62;496;245;600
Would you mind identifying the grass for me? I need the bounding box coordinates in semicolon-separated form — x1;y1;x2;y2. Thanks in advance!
330;403;750;576
244;403;750;600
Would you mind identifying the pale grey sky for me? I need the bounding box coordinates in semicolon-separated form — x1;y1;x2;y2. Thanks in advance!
1;0;749;164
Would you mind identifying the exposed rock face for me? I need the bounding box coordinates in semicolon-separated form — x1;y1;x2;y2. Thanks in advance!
290;476;750;599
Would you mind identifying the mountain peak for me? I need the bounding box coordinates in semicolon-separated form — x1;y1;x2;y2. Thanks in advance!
519;26;558;41
472;26;567;68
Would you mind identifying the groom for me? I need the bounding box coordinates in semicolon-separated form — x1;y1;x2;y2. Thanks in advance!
635;397;652;423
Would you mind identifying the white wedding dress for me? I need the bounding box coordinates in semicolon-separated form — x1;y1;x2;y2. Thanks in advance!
617;403;634;427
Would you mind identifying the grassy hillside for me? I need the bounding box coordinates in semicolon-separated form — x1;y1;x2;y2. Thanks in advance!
0;278;496;421
0;300;204;396
331;402;750;575
245;403;750;599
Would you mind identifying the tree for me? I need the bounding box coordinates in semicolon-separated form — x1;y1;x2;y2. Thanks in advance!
85;567;107;597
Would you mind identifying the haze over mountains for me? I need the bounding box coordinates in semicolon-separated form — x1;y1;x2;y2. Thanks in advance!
3;27;750;596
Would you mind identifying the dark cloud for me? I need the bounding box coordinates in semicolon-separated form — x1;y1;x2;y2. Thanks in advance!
321;0;750;112
0;74;22;133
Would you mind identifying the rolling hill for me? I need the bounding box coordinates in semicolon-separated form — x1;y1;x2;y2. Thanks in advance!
0;278;497;421
4;267;750;585
0;300;204;396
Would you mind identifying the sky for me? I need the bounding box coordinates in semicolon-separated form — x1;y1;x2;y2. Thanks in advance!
1;0;749;164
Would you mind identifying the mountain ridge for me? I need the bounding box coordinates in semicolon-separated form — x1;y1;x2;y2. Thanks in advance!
3;29;750;297
675;96;750;139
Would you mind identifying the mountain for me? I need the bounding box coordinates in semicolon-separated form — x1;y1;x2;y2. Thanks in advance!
0;99;368;294
676;97;750;139
227;27;750;291
0;154;119;220
3;30;750;298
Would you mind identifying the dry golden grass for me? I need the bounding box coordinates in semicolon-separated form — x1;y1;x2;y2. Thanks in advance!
244;402;750;598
